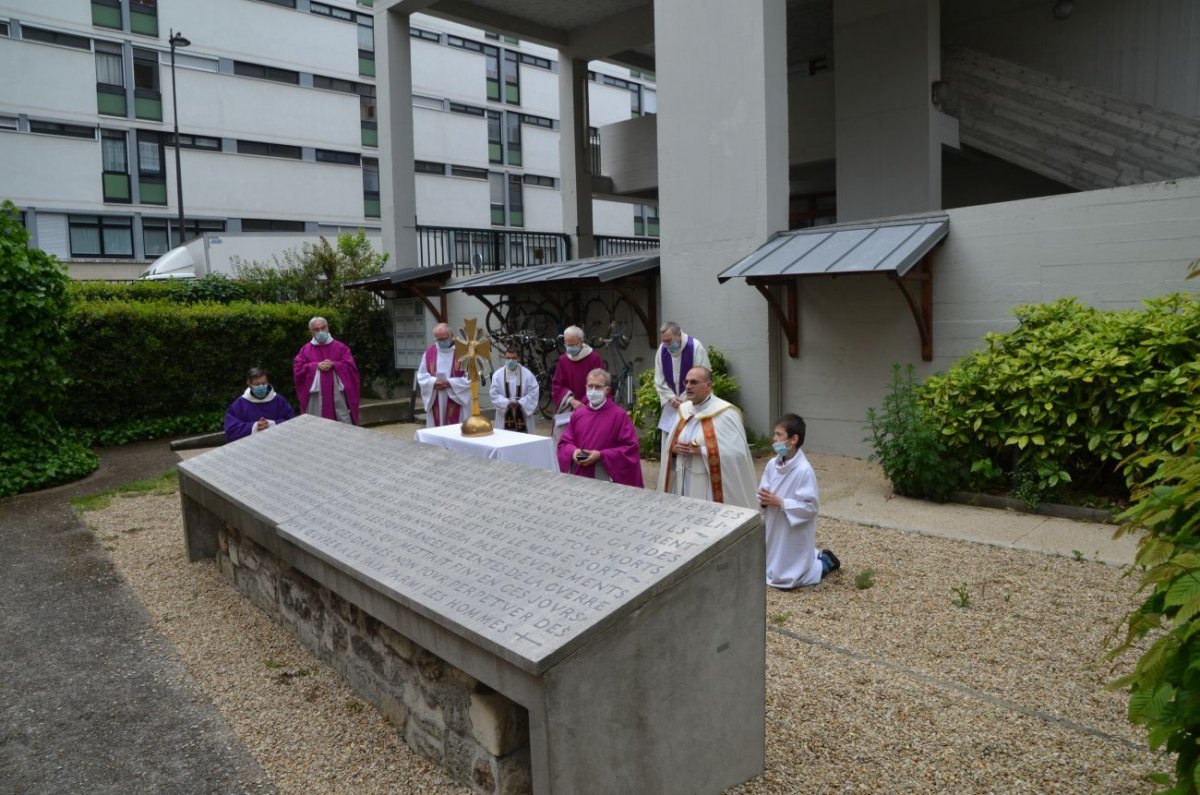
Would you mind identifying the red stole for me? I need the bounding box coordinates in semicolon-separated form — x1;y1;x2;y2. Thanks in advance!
425;345;465;426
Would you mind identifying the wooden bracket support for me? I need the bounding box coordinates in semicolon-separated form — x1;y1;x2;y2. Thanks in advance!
892;255;933;361
750;280;800;358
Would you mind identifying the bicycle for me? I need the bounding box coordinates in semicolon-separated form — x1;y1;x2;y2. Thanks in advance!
591;320;642;411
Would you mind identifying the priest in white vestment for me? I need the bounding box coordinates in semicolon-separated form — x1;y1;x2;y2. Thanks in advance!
756;413;840;588
489;349;540;433
653;321;711;436
656;366;758;510
416;322;472;427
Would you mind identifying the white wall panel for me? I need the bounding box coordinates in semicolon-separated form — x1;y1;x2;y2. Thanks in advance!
413;107;486;166
0;39;95;123
589;83;631;126
1;3;93;29
0;132;102;207
166;69;360;147
411;40;485;103
520;67;558;118
162;0;359;77
523;184;562;231
591;199;633;237
172;152;363;223
520;127;558;175
414;174;489;227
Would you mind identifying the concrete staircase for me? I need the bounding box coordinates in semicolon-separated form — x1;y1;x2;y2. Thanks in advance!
941;48;1200;191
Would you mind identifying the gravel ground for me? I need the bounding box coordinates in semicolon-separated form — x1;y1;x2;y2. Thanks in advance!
80;460;1164;793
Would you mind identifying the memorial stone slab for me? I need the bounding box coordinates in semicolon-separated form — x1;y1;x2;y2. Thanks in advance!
179;414;766;794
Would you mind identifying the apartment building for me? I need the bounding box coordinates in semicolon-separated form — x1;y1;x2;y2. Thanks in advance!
0;0;660;278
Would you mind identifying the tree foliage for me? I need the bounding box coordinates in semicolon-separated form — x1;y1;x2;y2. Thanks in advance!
0;200;97;496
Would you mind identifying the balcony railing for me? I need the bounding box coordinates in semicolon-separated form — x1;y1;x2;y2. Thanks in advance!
595;236;659;256
416;225;572;276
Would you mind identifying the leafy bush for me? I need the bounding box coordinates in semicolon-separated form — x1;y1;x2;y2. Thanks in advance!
69;275;251;304
0;200;97;496
234;231;395;388
629;345;740;459
921;295;1200;504
865;364;963;502
61;299;330;430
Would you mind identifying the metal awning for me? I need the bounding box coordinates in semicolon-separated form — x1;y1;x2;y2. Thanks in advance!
444;252;661;344
716;215;949;360
345;264;454;322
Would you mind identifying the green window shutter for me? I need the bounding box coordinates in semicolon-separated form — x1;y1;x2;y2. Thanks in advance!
358;57;375;78
486;79;500;101
103;173;131;202
91;3;122;29
490;207;505;226
505;84;519;104
138;180;167;205
130;9;158;36
97;91;127;116
134;97;162;121
509;210;523;228
364;198;381;218
361;126;378;147
488;143;502;163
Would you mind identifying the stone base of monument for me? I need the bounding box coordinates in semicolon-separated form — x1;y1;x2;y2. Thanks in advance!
179;415;765;794
217;526;531;792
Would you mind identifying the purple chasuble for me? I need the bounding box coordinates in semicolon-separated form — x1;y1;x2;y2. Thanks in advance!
224;394;295;442
660;336;695;396
556;400;644;488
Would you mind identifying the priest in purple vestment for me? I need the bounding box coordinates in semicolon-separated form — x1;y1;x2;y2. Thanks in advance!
293;316;361;425
557;369;644;488
225;367;295;442
550;325;604;443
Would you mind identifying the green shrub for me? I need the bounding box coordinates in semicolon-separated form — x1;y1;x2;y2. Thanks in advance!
0;199;97;496
61;300;331;430
920;295;1200;504
865;364;963;502
69;275;251;304
629;345;740;459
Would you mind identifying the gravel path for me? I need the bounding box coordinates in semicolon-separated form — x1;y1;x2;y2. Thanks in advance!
79;476;1163;794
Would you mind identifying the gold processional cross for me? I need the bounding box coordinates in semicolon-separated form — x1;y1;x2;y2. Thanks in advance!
453;317;494;436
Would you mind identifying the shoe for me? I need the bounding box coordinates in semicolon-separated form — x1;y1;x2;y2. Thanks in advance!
821;549;841;572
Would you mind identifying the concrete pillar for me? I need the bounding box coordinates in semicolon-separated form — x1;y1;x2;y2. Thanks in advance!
654;0;788;432
558;57;594;259
834;0;941;221
377;7;418;267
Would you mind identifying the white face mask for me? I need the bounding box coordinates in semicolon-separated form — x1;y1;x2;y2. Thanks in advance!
586;388;606;408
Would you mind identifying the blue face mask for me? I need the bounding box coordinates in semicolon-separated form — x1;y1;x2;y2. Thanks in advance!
668;341;681;354
436;339;454;350
565;344;581;356
313;331;331;344
772;441;791;457
505;359;519;370
250;384;271;398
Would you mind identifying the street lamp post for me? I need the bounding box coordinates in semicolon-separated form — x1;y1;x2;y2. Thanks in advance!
168;29;191;246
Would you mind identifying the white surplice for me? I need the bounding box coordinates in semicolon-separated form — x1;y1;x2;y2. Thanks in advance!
759;449;822;588
415;346;471;427
489;364;540;433
652;334;712;433
656;395;758;510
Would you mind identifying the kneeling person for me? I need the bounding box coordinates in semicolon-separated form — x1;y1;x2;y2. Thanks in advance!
225;367;295;442
756;413;840;588
557;369;644;488
490;349;539;433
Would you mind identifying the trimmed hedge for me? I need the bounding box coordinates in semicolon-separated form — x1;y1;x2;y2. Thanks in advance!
62;299;335;430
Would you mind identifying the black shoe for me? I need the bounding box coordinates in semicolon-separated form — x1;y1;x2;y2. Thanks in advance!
821;549;841;572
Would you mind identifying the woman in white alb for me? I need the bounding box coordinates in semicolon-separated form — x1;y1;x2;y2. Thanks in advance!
756;413;840;589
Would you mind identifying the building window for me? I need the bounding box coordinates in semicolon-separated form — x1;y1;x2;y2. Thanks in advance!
95;41;127;116
412;94;443;110
503;51;520;104
415;160;446;175
487;111;502;164
357;14;374;77
519;53;551;70
129;0;158;36
508;174;523;227
233;61;300;85
484;45;500;101
137;130;167;204
0;115;18;130
22;26;91;49
29;120;97;139
448;102;485;118
506;111;522;166
171;133;222;150
143;218;225;255
313;74;357;93
634;204;660;237
237;140;302;159
310;2;354;21
251;0;297;7
489;172;523;227
363;157;379;218
410;27;439;43
69;215;134;257
359;83;377;148
0;20;9;36
523;174;556;188
451;165;487;180
101;130;131;203
316;149;360;165
446;35;483;53
521;113;553;129
241;218;305;232
132;48;162;120
643;87;657;115
94;0;125;31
